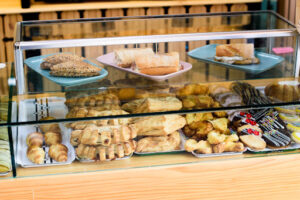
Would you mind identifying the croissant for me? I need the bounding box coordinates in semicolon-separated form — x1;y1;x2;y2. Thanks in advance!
26;132;44;147
74;125;137;146
27;146;45;164
76;140;136;161
48;144;68;162
45;132;62;146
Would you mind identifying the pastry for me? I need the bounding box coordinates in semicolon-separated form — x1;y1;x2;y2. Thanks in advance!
76;140;136;161
132;115;186;136
224;141;244;152
0;150;11;172
45;132;62;146
50;61;102;77
176;84;209;97
27;146;45;164
122;97;182;114
239;135;266;150
194;140;212;154
291;132;300;144
134;52;180;75
275;106;297;115
208;118;229;134
71;125;137;146
214;43;259;65
135;131;181;153
265;83;299;102
207;130;226;144
287;123;300;132
39;117;61;133
181;95;215;109
48;144;68;162
41;53;84;70
26;132;44;147
114;48;154;68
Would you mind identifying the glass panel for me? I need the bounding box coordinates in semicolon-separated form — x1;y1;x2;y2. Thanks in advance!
20;11;296;42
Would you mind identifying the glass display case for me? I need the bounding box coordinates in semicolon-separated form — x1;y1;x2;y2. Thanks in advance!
4;10;300;179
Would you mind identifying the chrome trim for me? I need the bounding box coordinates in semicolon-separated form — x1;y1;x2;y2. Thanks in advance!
18;30;297;50
14;22;21;43
14;43;25;95
295;35;300;78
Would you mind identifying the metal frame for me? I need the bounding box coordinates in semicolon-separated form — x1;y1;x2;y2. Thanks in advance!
14;10;300;94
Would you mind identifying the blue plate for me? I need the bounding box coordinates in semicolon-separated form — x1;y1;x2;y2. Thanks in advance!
188;44;285;74
24;54;108;87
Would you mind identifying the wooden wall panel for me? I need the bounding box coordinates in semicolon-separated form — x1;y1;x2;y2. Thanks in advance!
0;15;5;63
83;10;104;60
3;14;22;38
208;5;228;82
168;6;187;60
296;0;300;24
127;8;146;48
146;7;165;53
229;4;248;80
5;42;14;63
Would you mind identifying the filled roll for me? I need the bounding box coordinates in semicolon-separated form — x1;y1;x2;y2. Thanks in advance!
114;48;154;68
134;52;180;75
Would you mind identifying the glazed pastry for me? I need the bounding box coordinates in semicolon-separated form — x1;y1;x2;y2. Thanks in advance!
176;84;209;97
26;132;44;147
194;140;212;154
39;117;61;133
275;107;297;115
287;123;300;132
114;48;154;68
239;135;266;151
212;142;225;153
135;131;181;153
291;132;300;144
27;146;45;164
208;118;228;134
122;97;182;114
207;130;226;144
45;132;62;146
65;92;120;108
72;125;137;146
41;53;84;70
265;83;300;102
0;150;11;172
181;95;215;109
48;144;68;162
132;115;186;136
76;140;136;161
50;61;101;77
278;113;300;124
224;141;244;152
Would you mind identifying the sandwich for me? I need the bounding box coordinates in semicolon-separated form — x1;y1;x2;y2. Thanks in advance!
134;52;181;75
214;43;259;65
114;48;154;68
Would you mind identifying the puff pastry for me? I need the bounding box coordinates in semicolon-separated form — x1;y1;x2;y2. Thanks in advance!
75;140;136;161
45;131;62;146
48;144;68;162
27;146;45;164
71;125;137;146
132;115;186;136
26;132;44;147
136;131;181;153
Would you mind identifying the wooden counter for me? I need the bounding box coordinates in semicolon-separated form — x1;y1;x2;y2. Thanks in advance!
1;151;300;199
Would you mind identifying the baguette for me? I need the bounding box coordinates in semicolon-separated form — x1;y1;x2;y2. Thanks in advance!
134;52;180;75
114;48;154;68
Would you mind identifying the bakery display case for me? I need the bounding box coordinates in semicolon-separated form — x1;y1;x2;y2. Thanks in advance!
4;10;300;182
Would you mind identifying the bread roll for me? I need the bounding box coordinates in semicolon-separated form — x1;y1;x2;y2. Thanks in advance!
114;48;154;68
48;144;68;162
216;43;254;58
45;132;62;146
26;132;44;147
27;146;45;164
134;52;180;75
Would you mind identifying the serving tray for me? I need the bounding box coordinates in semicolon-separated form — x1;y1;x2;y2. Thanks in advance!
188;44;284;74
246;142;300;153
96;52;192;81
24;53;108;87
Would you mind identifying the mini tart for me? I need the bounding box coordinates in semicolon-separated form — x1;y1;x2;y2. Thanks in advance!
278;113;300;124
287;123;300;132
275;107;296;115
291;132;300;144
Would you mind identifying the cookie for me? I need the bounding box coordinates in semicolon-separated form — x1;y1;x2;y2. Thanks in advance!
239;135;266;151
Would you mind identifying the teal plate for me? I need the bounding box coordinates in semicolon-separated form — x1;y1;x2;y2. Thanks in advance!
24;54;108;87
188;44;285;74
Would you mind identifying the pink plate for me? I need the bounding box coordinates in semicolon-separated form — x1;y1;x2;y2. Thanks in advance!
96;52;192;81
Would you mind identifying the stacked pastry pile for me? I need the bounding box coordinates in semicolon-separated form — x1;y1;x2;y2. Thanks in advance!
176;83;224;111
183;113;245;154
26;121;68;164
40;53;102;77
71;124;137;161
133;115;186;153
265;82;300;102
66;91;137;161
114;48;181;75
0;127;11;173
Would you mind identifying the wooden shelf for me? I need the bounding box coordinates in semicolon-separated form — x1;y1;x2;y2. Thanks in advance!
1;151;300;199
0;0;262;14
